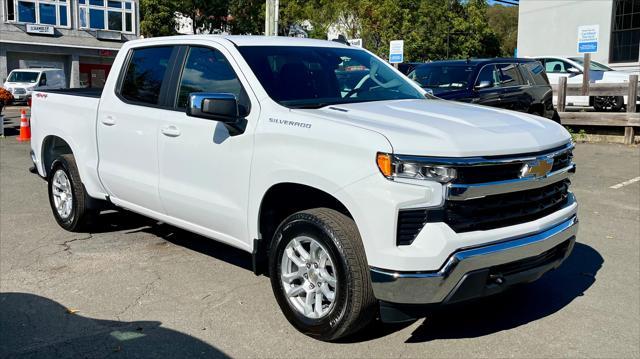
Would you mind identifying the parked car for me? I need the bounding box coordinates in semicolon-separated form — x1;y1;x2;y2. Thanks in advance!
408;58;557;121
3;68;66;103
397;62;423;75
534;56;639;111
30;36;578;341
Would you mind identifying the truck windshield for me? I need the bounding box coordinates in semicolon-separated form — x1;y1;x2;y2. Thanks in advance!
7;71;39;83
408;65;474;91
237;46;425;109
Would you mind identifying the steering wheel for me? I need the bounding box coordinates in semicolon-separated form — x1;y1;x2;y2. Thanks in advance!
345;74;371;98
369;60;403;89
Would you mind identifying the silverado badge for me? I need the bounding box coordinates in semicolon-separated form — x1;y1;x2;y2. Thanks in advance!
520;158;554;178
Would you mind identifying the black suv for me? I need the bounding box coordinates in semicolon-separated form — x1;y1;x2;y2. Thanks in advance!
408;58;557;121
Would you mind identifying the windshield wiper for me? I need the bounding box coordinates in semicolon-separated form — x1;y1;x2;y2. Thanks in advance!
287;102;334;109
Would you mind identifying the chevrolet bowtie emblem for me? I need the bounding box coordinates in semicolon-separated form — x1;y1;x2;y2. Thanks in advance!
520;158;554;178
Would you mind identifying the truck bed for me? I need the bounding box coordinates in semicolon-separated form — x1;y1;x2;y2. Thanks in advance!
42;88;103;98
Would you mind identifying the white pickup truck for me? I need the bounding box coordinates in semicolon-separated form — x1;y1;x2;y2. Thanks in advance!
30;36;579;341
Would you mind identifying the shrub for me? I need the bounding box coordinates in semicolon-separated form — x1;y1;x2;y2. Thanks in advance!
0;87;13;115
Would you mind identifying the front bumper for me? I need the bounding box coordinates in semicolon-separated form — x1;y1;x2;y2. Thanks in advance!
370;215;578;305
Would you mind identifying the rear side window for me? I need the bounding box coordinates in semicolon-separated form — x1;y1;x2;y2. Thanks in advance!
523;62;550;86
176;46;248;114
120;46;173;105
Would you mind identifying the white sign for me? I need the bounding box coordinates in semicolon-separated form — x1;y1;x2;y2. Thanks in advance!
389;40;404;64
348;38;363;48
26;24;54;35
577;25;599;54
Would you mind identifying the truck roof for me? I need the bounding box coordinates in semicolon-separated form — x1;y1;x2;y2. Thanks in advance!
131;35;351;48
10;68;63;72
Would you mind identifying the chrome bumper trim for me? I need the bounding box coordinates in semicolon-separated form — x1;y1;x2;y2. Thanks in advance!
370;215;579;305
447;164;575;201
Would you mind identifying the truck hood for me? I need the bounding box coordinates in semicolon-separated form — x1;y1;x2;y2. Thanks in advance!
299;99;570;157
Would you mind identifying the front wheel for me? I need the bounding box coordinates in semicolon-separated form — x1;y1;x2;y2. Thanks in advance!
269;208;376;341
48;154;93;232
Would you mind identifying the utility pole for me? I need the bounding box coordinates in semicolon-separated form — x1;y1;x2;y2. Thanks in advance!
265;0;279;36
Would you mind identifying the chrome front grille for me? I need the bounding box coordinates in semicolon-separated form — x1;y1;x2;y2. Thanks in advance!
419;142;576;234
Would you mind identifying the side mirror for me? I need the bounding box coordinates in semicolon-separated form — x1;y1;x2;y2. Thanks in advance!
187;93;245;135
567;67;581;76
474;80;493;90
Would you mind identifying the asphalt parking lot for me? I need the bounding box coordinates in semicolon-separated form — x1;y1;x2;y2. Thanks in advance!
1;106;639;358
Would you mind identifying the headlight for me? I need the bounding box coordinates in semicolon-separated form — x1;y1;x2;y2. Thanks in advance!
26;86;35;91
376;153;457;183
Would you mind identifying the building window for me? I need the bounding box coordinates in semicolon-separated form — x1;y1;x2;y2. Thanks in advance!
611;0;640;63
6;0;70;26
78;0;135;33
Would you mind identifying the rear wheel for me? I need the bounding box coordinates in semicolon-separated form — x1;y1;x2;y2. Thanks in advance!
593;96;624;112
269;208;376;341
48;154;94;232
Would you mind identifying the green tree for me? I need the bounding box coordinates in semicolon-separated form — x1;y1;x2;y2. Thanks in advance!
486;4;518;57
175;0;230;34
139;0;177;37
228;0;264;34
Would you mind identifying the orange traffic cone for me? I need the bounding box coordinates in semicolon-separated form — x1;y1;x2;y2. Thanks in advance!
17;109;31;142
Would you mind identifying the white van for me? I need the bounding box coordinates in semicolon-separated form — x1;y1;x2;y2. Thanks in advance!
3;68;66;103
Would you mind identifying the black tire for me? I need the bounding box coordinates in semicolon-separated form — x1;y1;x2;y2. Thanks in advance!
593;96;624;112
47;154;93;232
269;208;376;341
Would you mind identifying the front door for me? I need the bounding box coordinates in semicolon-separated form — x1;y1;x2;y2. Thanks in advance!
97;45;176;213
495;63;530;112
474;64;503;108
157;44;258;248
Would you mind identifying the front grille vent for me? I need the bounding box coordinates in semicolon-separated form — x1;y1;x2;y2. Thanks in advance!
397;209;428;246
428;179;571;233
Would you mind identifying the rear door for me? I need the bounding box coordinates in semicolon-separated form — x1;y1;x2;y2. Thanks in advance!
97;45;177;213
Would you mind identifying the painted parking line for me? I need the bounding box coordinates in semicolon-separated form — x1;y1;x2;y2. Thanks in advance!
610;176;640;189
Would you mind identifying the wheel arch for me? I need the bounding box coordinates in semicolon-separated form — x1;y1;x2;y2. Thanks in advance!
41;135;74;177
253;182;356;275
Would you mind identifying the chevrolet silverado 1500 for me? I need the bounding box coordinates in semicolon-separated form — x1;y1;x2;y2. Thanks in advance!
30;36;578;341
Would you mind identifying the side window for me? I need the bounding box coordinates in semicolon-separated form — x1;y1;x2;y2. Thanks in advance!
120;46;174;105
476;65;499;88
39;73;47;86
495;63;525;87
176;46;249;115
545;59;567;73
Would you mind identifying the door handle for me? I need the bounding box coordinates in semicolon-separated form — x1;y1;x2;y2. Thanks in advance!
161;125;181;137
101;116;116;126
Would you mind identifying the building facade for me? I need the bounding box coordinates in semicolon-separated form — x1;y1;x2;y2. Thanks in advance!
1;0;140;88
517;0;639;71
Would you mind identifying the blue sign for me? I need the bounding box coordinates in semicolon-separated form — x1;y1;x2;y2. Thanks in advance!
390;54;403;63
577;25;599;54
578;41;598;53
389;40;404;64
